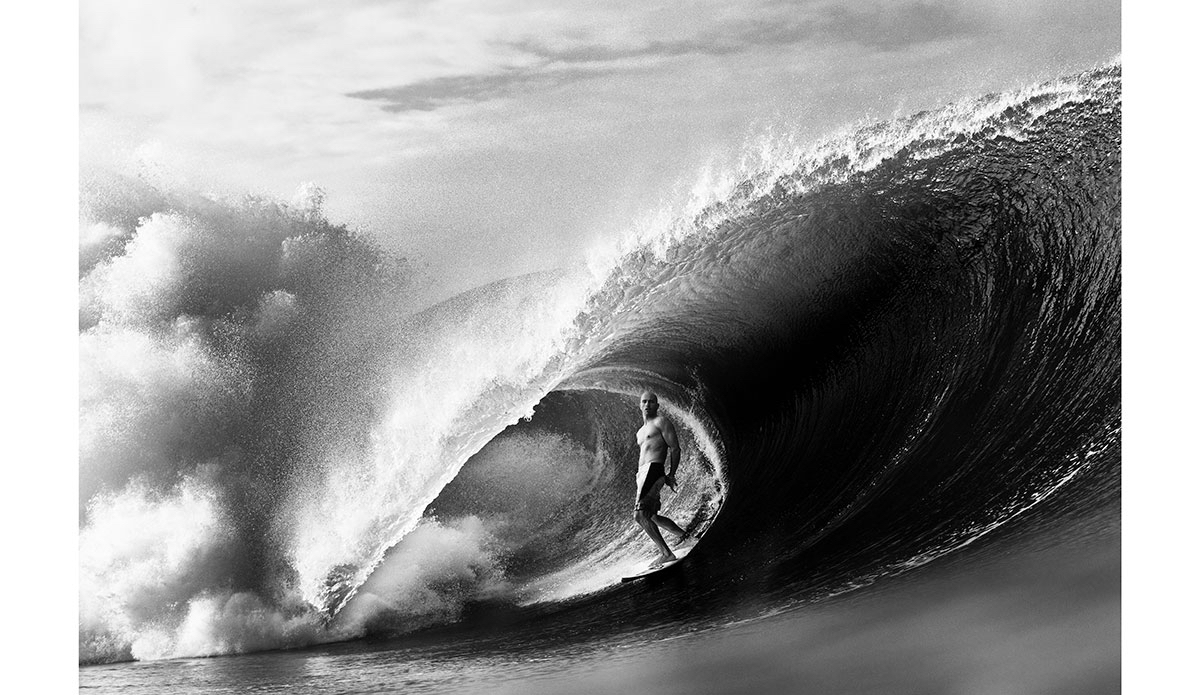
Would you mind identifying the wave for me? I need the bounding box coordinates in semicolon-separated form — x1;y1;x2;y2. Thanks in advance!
78;61;1120;664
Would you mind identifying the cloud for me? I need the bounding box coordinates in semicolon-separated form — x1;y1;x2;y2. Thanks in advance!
347;1;982;113
738;1;980;53
815;1;979;51
347;67;615;112
516;37;743;63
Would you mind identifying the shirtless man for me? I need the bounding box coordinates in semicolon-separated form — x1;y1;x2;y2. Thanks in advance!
635;390;688;566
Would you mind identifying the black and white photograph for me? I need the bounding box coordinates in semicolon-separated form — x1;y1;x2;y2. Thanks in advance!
65;1;1134;692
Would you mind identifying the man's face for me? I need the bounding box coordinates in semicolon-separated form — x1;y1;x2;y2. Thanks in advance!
640;392;659;417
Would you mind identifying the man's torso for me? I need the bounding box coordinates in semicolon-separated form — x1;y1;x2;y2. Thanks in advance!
637;416;669;466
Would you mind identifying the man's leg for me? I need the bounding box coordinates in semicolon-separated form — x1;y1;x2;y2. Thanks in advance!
635;510;677;563
652;514;687;540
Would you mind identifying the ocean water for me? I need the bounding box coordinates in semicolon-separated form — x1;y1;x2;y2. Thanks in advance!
79;516;1119;694
79;63;1120;692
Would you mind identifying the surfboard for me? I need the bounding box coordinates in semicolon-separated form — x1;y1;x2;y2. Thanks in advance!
621;543;695;582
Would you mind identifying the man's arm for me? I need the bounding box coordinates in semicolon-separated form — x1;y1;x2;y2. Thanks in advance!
662;417;681;485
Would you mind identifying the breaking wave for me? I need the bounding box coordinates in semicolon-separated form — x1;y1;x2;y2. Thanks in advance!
79;62;1120;664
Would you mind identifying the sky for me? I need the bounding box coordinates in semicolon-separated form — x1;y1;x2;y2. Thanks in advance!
80;0;1120;292
7;0;1189;688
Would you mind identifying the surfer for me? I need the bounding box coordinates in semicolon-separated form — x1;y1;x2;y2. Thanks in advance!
635;390;688;567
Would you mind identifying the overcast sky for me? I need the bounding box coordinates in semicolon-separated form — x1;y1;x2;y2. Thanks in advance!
80;0;1120;291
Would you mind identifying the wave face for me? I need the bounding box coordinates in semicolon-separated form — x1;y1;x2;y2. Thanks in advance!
78;63;1120;664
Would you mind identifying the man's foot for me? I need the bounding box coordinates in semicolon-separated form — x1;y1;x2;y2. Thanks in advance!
651;551;678;568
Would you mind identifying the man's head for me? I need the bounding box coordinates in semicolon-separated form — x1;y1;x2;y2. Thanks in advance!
640;390;659;418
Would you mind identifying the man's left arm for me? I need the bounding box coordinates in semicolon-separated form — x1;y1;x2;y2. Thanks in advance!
663;418;682;487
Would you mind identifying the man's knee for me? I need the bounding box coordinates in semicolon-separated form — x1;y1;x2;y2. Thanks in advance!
634;509;650;525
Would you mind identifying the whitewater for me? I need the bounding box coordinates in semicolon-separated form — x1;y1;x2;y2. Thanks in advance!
80;60;1119;691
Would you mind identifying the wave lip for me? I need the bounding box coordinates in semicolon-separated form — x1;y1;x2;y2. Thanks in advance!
79;62;1120;663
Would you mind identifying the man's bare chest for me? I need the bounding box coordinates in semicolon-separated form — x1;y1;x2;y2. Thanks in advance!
638;421;664;445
